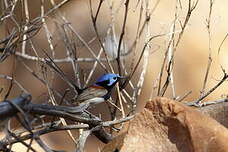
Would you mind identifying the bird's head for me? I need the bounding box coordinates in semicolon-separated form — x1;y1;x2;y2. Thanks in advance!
95;73;123;90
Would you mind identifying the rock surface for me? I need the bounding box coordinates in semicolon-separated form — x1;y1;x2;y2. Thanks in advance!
102;97;228;152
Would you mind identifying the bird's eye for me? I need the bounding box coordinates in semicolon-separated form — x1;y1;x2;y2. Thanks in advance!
113;77;117;80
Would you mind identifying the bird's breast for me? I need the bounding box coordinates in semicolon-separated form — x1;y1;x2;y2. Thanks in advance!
75;85;108;103
79;97;105;105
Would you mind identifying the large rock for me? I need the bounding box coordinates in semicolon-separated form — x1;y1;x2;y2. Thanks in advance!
102;97;228;152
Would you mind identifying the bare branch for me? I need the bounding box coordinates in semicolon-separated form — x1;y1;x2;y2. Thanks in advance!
200;0;214;96
195;68;228;105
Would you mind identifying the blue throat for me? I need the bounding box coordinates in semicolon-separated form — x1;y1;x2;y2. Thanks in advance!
103;91;112;100
93;73;121;100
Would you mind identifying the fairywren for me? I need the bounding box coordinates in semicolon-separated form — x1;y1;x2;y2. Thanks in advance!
75;73;123;105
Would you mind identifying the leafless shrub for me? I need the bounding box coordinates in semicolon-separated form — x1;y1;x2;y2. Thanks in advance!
0;0;227;152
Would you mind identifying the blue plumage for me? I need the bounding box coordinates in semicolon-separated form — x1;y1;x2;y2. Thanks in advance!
95;73;120;87
76;73;123;105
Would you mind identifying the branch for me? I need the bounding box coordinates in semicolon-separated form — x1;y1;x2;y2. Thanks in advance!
0;94;135;150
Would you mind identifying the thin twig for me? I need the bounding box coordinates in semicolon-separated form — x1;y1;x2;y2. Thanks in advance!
116;0;130;76
201;0;214;96
196;68;228;104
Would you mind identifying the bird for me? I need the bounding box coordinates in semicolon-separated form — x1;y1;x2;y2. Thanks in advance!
44;58;124;106
75;73;124;105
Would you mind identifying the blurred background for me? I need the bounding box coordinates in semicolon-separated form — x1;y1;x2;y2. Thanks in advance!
0;0;228;151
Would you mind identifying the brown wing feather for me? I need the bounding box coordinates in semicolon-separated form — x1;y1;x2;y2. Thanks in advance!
76;86;108;102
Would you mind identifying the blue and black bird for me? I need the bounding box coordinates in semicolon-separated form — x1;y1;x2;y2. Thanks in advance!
44;58;124;105
75;73;124;105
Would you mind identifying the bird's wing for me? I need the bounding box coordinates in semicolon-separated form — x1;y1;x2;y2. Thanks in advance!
76;85;108;102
